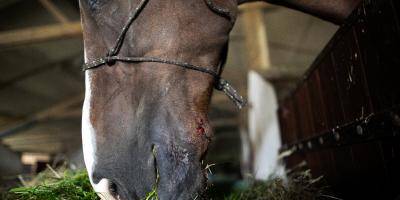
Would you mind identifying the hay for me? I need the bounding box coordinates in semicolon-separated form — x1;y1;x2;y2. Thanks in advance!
3;168;334;200
222;170;334;200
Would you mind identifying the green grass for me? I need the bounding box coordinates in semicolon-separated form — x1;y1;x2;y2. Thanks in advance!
3;169;99;200
2;168;333;200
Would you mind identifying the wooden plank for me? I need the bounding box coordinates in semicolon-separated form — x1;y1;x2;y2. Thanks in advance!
317;149;337;183
356;0;400;111
379;138;400;199
293;83;314;140
305;152;322;177
318;55;345;129
351;142;387;199
352;2;382;112
278;107;288;144
331;27;371;124
278;98;298;144
331;146;356;198
0;22;82;47
306;68;335;181
286;99;299;144
393;0;400;22
306;149;337;183
283;95;306;169
308;69;328;134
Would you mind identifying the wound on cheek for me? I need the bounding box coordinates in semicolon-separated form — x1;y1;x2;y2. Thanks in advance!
196;118;205;135
196;126;205;135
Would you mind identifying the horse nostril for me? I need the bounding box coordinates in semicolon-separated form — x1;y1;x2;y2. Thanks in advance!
109;182;118;195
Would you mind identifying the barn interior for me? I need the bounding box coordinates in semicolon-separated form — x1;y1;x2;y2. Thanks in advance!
0;0;399;199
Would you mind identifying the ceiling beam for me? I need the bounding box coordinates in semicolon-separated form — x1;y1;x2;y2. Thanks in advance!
0;94;83;138
241;2;271;71
38;0;70;24
0;22;82;47
33;94;84;120
239;2;272;11
0;55;80;91
9;143;64;154
0;0;22;9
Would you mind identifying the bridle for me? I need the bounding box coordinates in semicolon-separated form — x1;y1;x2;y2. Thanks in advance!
82;0;246;109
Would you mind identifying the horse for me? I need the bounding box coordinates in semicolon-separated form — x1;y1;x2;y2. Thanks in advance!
78;0;360;199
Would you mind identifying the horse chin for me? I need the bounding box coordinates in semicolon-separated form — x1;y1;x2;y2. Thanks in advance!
83;135;208;200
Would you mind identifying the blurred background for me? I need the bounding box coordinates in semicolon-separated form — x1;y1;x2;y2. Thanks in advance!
0;0;336;193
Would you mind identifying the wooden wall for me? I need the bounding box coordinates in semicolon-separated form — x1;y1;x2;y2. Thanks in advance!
278;0;400;199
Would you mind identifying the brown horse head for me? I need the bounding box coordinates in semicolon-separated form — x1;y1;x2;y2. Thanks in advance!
79;0;360;199
79;0;238;199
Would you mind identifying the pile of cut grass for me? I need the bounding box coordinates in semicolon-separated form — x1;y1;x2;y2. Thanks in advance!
223;170;333;200
3;168;333;200
2;167;98;200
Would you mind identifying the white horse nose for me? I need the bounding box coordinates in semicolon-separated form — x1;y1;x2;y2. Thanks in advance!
92;178;119;200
